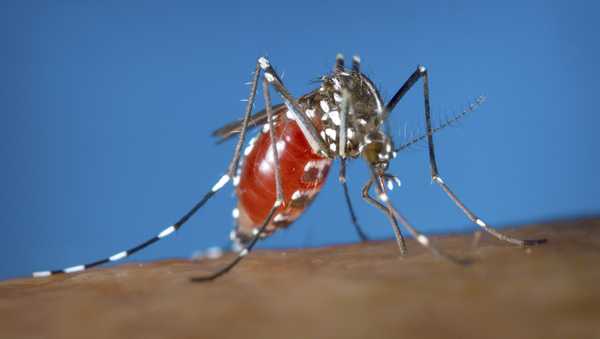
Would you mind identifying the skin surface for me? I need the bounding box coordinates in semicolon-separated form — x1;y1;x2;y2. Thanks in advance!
1;217;599;339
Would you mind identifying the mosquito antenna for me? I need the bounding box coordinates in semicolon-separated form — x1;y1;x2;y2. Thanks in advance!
395;96;486;152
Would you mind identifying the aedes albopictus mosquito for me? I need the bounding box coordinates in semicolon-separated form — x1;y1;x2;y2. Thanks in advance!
32;54;546;281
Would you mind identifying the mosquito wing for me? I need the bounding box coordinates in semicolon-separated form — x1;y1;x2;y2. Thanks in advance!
212;89;321;143
211;103;286;142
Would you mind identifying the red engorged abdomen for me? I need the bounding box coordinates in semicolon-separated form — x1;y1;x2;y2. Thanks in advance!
235;118;331;236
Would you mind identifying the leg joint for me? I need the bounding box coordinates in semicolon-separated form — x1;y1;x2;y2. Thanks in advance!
258;57;270;69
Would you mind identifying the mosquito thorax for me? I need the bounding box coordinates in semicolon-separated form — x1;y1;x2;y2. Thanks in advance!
309;68;386;160
360;130;395;170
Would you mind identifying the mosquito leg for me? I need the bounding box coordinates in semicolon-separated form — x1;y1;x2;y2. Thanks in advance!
339;158;368;242
370;172;470;265
258;57;332;158
32;60;265;278
361;177;407;255
226;62;262;178
385;65;546;247
191;75;286;282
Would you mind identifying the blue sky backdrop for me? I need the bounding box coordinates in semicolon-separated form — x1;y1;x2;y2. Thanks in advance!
1;1;598;280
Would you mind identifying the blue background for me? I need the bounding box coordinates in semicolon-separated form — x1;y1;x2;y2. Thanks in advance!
1;1;598;280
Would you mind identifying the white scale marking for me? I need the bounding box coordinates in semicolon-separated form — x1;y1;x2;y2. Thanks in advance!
204;246;224;259
259;161;270;173
320;100;330;113
262;123;270;133
304;159;330;172
232;208;240;219
273;214;287;222
328;110;341;126
258;57;270;69
286;110;295;120
64;265;85;274
109;251;128;262
33;271;51;278
417;235;430;246
332;78;341;90
266;140;286;163
329;143;337;152
306;109;315;118
212;174;230;192
325;128;337;140
291;190;302;200
264;72;275;82
158;225;176;239
243;144;254;156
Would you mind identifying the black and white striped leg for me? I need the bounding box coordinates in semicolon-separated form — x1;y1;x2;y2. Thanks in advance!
191;74;286;282
339;158;369;242
432;176;546;246
386;65;546;247
32;173;231;278
361;176;407;255
32;60;265;278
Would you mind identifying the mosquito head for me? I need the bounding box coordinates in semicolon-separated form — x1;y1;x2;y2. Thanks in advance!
359;130;394;171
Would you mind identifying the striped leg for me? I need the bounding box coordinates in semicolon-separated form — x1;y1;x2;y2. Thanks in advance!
361;176;406;255
191;75;285;282
386;65;545;247
32;60;264;278
365;172;470;265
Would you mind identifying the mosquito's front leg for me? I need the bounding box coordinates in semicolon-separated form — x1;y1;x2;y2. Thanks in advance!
386;65;546;247
361;176;407;255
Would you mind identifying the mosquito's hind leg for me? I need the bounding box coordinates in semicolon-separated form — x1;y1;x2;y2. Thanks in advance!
191;72;287;282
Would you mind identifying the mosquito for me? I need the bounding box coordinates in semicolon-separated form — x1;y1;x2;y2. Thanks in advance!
32;54;546;281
